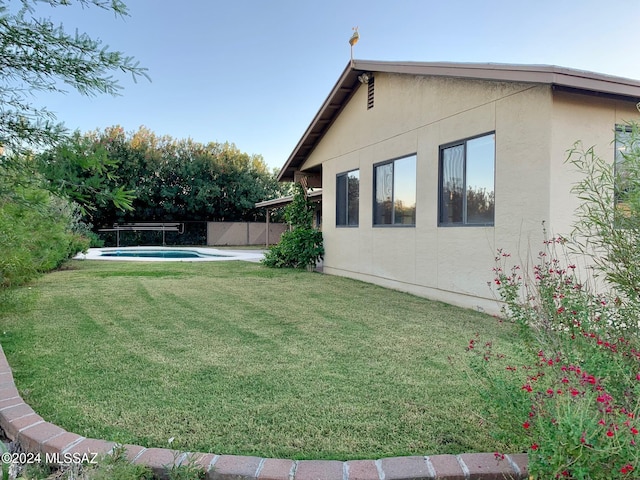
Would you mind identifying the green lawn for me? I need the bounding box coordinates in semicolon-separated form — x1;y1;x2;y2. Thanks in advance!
0;260;521;460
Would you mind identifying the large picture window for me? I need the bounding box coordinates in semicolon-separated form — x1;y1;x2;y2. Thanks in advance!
373;155;416;226
439;133;495;226
336;169;359;226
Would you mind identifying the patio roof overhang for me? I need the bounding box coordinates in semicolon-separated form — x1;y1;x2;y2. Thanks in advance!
254;189;322;210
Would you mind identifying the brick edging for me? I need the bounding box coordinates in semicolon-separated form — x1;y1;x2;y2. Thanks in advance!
0;345;528;479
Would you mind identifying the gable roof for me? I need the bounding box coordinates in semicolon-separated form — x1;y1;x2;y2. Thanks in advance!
278;60;640;181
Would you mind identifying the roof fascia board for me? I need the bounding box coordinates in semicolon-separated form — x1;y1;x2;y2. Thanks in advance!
352;60;640;96
277;60;640;182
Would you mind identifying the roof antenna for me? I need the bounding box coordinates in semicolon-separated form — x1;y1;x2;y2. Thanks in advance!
349;27;359;64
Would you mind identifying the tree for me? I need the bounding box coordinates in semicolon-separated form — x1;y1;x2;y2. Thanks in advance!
0;0;149;154
0;0;147;286
35;130;135;214
42;126;285;228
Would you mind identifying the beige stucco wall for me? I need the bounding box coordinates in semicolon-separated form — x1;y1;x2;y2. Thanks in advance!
300;73;638;314
548;92;640;234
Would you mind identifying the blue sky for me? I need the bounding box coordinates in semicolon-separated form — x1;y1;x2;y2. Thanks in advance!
30;0;640;171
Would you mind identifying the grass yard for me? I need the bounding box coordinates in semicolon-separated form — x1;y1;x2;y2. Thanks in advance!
0;260;521;460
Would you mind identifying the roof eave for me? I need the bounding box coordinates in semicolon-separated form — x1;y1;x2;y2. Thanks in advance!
277;61;367;182
276;60;640;182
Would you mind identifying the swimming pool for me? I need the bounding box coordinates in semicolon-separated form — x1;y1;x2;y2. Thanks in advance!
75;247;265;262
100;249;227;259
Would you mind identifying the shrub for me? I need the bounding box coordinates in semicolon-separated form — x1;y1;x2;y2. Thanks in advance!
475;238;640;479
0;189;89;287
262;183;323;270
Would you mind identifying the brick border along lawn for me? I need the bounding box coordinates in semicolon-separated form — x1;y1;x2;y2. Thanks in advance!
0;345;528;479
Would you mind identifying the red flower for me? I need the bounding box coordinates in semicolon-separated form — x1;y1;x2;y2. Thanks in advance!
530;443;539;451
621;464;634;474
607;430;615;437
523;421;530;430
631;427;639;435
522;384;532;392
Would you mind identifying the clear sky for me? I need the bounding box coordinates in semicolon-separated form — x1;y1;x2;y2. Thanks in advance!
28;0;640;171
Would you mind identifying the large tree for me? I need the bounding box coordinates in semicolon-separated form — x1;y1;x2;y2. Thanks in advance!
0;0;148;154
41;126;285;227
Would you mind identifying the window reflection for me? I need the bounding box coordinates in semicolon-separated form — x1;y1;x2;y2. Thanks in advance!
439;133;495;226
374;155;416;226
393;156;416;225
466;135;495;224
336;169;359;226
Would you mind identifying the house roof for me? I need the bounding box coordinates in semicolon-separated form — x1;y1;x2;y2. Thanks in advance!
277;60;640;182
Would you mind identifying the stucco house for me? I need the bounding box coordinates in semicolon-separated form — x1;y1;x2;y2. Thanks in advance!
273;60;640;314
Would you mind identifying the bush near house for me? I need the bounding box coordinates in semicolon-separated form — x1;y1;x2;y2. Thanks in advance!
468;124;640;479
262;183;324;270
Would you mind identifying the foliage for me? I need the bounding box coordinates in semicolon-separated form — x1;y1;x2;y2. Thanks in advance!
0;0;149;154
42;126;285;231
568;122;640;315
0;164;89;287
0;440;7;480
480;239;640;479
284;182;314;227
261;226;324;269
262;183;323;269
0;0;147;287
14;445;153;479
469;124;640;479
35;131;135;214
83;445;153;480
164;446;206;480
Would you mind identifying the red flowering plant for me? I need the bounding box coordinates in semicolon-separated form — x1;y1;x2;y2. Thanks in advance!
469;124;640;479
470;238;640;479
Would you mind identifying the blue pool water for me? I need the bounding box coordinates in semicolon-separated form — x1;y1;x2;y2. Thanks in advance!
100;249;227;259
